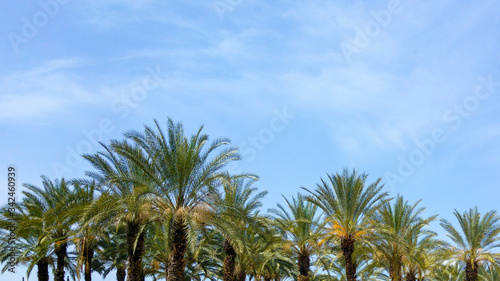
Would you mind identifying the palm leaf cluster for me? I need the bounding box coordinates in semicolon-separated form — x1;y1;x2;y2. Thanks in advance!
1;118;500;281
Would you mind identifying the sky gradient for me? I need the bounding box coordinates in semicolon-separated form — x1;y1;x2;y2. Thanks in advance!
1;0;500;280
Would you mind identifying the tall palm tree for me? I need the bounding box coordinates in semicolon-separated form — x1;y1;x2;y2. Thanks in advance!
111;118;241;281
21;176;75;281
94;227;128;281
214;178;266;281
304;168;388;281
83;144;156;281
373;195;436;281
0;197;53;281
270;194;321;281
245;219;293;281
440;207;500;281
402;228;441;281
69;181;101;281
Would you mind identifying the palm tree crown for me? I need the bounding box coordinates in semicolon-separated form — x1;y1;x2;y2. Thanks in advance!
111;118;242;281
440;207;500;281
305;168;388;281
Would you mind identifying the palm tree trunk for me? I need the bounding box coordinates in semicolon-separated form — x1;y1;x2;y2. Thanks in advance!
167;215;188;281
84;243;94;281
55;241;67;281
127;222;145;281
297;251;310;281
465;260;478;281
37;259;49;281
389;258;402;281
223;239;237;281
341;238;357;281
117;266;126;281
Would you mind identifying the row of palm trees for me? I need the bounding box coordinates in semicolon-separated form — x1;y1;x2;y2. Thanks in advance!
1;119;499;281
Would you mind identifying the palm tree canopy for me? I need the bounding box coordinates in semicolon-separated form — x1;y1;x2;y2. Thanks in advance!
270;194;321;254
305;168;388;243
440;206;500;268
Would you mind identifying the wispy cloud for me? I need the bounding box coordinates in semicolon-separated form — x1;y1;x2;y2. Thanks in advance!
0;58;159;122
0;59;94;121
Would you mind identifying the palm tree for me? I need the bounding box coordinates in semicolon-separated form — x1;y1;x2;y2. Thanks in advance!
245;219;293;281
21;176;76;281
69;181;102;281
440;207;500;281
402;228;441;281
94;227;128;281
110;118;241;281
270;194;321;281
0;197;53;281
83;144;156;281
304;168;388;281
373;195;436;281
214;178;266;281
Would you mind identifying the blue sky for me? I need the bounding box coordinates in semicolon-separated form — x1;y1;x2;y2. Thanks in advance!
1;0;500;280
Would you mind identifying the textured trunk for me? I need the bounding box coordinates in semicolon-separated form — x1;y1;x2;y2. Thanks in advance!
84;243;94;281
341;238;357;281
117;266;126;281
223;239;237;281
127;222;145;281
389;258;402;281
37;259;49;281
297;251;310;281
166;215;188;281
55;241;67;281
465;260;478;281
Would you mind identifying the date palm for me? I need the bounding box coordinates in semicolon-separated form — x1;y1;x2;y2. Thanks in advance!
304;168;387;281
440;207;500;281
69;181;101;281
245;219;294;281
214;178;266;281
83;144;156;281
94;227;128;281
22;176;76;281
110;118;241;281
0;195;53;281
373;195;436;281
402;228;441;281
270;194;321;281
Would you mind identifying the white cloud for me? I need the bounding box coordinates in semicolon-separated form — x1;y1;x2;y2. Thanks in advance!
0;58;125;122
